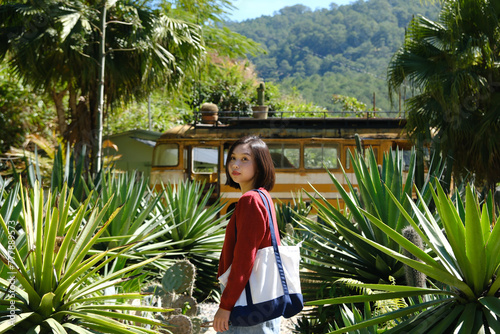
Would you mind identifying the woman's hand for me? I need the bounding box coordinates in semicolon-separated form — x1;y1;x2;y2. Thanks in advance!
213;307;231;332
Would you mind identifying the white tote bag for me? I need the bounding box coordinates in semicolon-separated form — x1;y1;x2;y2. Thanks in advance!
218;190;303;326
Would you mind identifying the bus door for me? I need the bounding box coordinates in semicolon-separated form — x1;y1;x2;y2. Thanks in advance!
189;145;220;204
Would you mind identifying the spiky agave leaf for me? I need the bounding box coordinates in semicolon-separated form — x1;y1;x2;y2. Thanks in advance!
83;170;179;275
156;179;230;299
299;147;418;290
308;182;500;333
0;182;173;333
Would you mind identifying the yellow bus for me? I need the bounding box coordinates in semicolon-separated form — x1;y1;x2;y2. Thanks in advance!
150;114;410;213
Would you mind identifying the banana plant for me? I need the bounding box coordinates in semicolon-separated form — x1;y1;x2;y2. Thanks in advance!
0;182;173;333
309;182;500;333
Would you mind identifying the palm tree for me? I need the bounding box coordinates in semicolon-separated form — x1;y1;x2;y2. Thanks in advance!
0;0;203;171
387;0;500;189
166;0;261;59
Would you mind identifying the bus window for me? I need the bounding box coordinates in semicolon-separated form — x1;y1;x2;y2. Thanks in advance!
193;146;218;173
268;143;300;169
305;144;339;169
152;143;179;166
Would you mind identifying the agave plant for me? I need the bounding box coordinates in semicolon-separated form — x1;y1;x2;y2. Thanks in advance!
299;147;418;289
4;140;56;187
0;176;13;199
91;171;168;246
27;145;180;273
5;141;88;195
0;182;173;333
275;191;311;239
334;278;410;333
309;182;500;333
335;303;378;334
85;171;179;273
296;146;449;332
156;179;230;300
0;179;21;282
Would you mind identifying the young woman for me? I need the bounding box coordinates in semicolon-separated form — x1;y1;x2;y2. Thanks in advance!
213;135;281;333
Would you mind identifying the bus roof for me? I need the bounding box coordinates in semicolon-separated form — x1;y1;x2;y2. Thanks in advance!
158;117;407;141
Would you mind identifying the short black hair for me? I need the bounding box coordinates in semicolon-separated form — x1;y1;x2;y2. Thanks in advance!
225;135;275;191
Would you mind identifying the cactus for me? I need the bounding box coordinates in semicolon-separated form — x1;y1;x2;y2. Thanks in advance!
167;314;193;334
402;226;427;288
144;283;166;297
257;82;265;106
191;317;203;334
160;291;176;308
144;260;202;333
162;259;196;295
173;295;198;317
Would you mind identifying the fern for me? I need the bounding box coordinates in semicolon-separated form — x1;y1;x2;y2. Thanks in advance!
336;276;408;330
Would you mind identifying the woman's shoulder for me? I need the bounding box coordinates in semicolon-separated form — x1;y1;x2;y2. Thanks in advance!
238;188;268;206
240;188;269;199
235;189;269;224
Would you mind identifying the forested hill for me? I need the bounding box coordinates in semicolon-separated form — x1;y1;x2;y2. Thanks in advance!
226;0;440;112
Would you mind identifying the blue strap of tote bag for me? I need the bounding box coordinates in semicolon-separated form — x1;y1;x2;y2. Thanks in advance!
227;189;303;326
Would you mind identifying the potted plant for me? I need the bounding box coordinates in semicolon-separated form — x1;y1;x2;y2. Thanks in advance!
200;102;219;124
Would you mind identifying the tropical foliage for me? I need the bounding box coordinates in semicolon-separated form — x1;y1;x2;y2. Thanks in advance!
0;182;173;333
187;56;257;115
0;0;203;168
0;144;233;330
295;146;416;333
164;0;260;60
275;191;311;239
309;182;500;333
155;180;230;299
0;68;53;156
387;0;500;188
300;146;419;286
84;171;178;275
296;143;448;333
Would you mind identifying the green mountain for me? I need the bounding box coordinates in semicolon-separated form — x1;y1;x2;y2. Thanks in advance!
226;0;440;112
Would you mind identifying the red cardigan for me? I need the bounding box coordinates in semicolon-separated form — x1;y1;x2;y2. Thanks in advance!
217;188;281;311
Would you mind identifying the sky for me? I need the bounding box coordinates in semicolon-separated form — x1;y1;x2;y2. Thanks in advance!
228;0;354;22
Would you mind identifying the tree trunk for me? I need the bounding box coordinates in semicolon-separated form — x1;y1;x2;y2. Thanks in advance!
94;2;107;175
51;89;68;136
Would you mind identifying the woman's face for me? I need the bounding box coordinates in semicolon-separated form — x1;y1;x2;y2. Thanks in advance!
228;143;257;192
